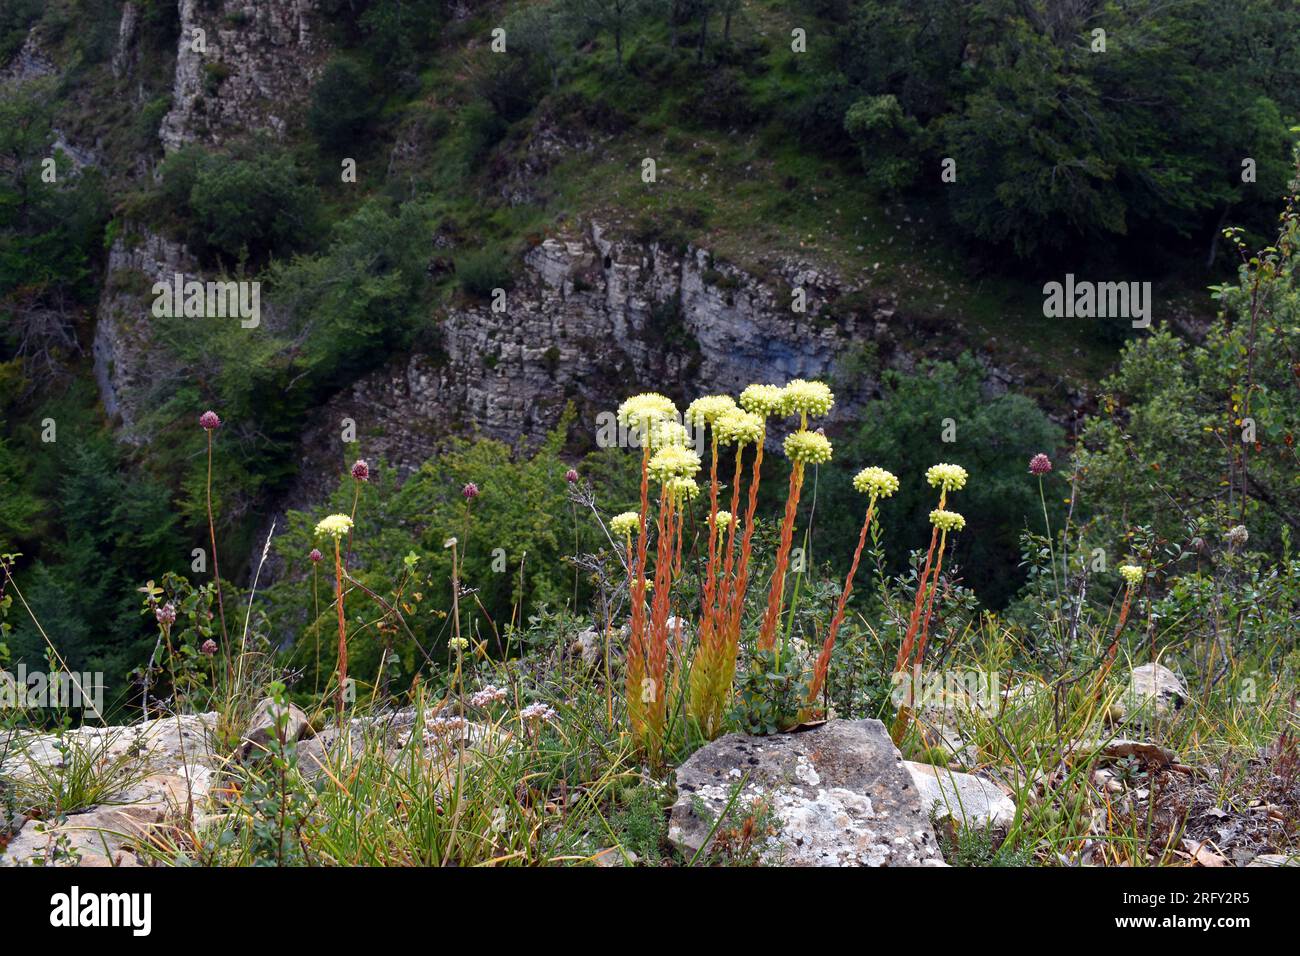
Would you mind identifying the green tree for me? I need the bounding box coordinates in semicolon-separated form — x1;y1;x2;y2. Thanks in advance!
822;355;1064;606
308;58;378;153
1077;162;1300;559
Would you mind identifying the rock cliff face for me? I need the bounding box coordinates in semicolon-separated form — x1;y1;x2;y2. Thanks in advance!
93;229;197;438
14;1;1043;519
286;218;967;508
159;0;328;150
92;0;328;438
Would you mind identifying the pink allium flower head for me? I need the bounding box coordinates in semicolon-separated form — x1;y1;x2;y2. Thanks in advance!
199;410;221;430
565;468;579;483
155;603;177;626
309;548;323;563
200;639;218;657
462;482;480;500
351;459;370;482
1028;453;1053;476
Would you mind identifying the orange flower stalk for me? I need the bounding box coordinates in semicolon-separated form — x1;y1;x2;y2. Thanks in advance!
803;467;898;717
757;461;806;654
689;405;766;738
624;440;655;747
756;427;833;657
890;464;967;744
314;513;355;721
1093;565;1144;696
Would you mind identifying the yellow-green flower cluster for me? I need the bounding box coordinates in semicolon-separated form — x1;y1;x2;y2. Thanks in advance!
1118;564;1144;587
649;419;690;451
929;509;966;533
686;394;738;428
782;379;834;418
648;445;702;483
926;463;969;493
666;476;700;502
315;513;354;539
714;409;765;447
617;392;677;428
783;430;834;465
739;384;787;417
853;466;899;498
610;511;640;537
713;510;734;531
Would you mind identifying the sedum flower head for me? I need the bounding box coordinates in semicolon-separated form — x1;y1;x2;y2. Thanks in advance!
783;430;833;465
686;394;738;429
782;379;835;418
617;393;678;431
739;384;787;417
666;476;700;502
926;463;969;493
315;513;354;539
713;510;734;531
610;511;640;538
929;509;966;533
714;409;765;447
853;466;899;498
648;445;701;483
1118;564;1144;587
649;419;691;450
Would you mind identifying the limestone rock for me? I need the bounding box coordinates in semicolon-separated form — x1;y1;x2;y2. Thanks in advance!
240;697;309;758
0;770;210;867
569;627;606;669
1112;663;1187;722
904;761;1016;828
159;0;329;151
668;719;941;866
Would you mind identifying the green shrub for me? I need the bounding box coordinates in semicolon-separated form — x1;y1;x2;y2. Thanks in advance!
308;58;377;153
456;248;513;299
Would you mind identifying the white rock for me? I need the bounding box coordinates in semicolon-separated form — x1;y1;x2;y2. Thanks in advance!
904;761;1017;828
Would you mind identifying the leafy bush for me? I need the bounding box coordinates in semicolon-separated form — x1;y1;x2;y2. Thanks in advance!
822;354;1064;607
456;247;513;299
158;142;320;267
308;58;377;153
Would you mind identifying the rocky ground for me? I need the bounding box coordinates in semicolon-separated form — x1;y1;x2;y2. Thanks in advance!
6;661;1288;868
